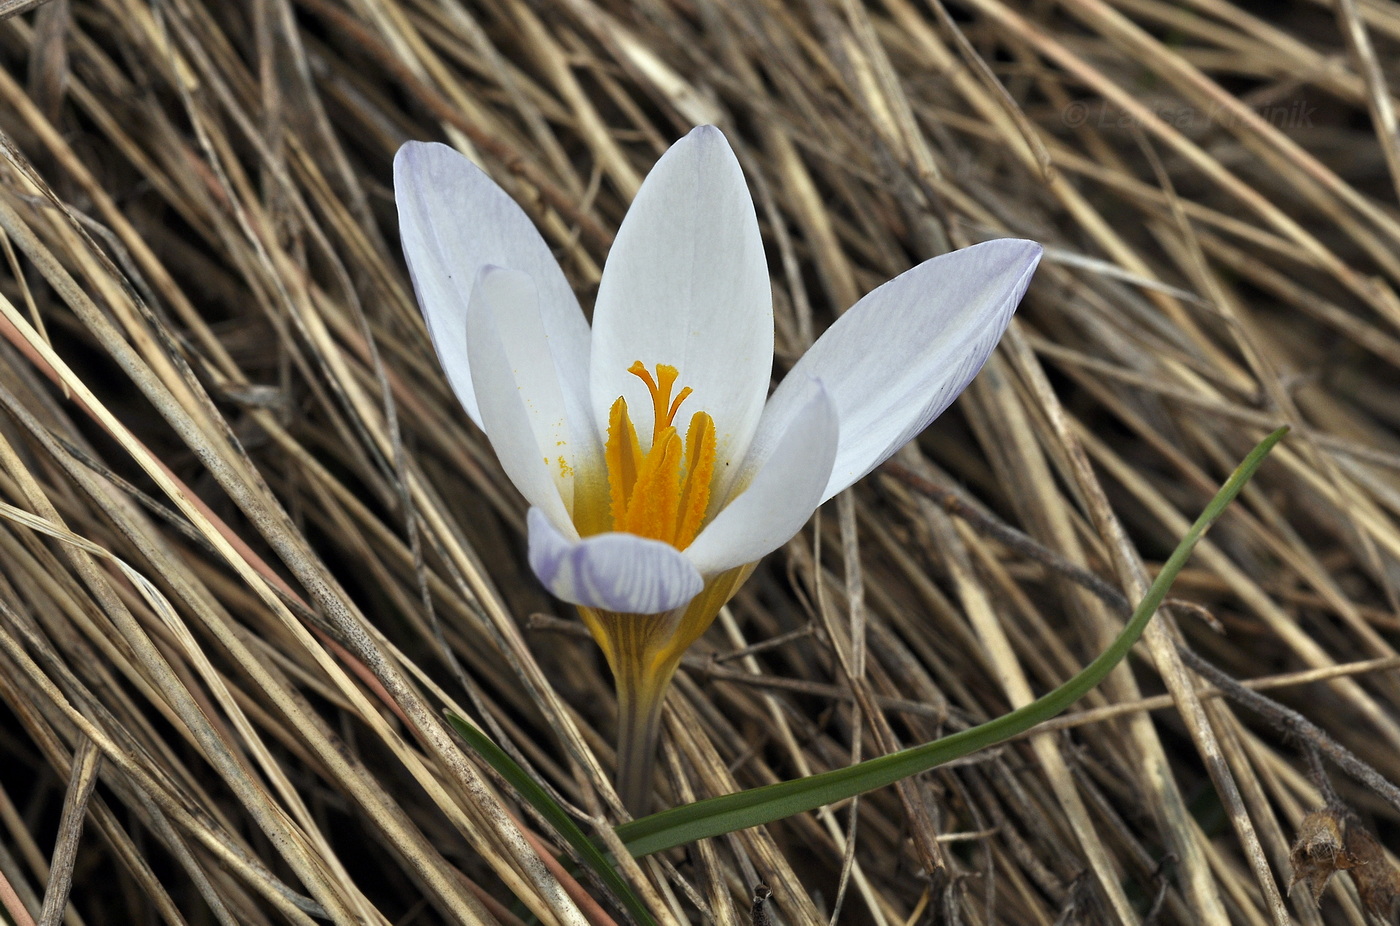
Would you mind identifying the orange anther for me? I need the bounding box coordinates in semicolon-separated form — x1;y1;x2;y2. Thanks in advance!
602;363;716;550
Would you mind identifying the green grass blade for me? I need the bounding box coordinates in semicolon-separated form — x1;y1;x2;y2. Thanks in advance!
616;426;1288;858
444;711;657;926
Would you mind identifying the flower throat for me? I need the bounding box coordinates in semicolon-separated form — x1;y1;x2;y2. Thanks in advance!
604;362;715;550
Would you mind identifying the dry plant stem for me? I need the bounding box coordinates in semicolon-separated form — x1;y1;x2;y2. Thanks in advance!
879;461;1127;607
126;46;617;918
1334;0;1400;204
0;208;521;921
0;313;492;923
298;0;614;252
659;744;729;923
998;331;1248;925
955;370;1140;925
830;493;867;921
0;603;322;926
0;398;335;921
893;348;1300;924
37;736;99;926
0;420;374;923
896;370;1393;917
0;0;1396;921
0;869;33;926
825;492;944;885
1023;654;1400;741
897;404;1396;913
1176;646;1400;817
0;785;46;920
807;501;885;924
700;612;830;926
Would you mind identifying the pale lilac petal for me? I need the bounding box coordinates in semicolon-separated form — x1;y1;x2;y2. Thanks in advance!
527;508;704;613
394;141;591;427
466;267;584;533
683;381;838;576
589;126;771;469
755;239;1041;502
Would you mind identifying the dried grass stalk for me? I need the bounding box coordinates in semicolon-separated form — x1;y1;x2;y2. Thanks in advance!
0;0;1396;923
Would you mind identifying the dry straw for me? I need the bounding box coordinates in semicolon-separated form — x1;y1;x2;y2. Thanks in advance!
0;0;1396;923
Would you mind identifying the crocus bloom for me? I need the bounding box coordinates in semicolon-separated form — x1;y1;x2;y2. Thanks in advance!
395;126;1040;811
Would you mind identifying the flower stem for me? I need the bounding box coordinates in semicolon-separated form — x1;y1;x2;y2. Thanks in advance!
578;571;753;815
615;673;667;816
578;607;676;815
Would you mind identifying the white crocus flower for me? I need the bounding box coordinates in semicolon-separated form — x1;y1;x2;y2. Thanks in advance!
395;126;1041;811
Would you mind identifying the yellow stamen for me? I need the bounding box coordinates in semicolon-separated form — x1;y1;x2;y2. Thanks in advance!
625;427;683;541
676;411;715;547
602;362;716;550
606;397;642;527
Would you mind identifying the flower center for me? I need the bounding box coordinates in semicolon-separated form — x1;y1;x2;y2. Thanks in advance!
604;361;716;550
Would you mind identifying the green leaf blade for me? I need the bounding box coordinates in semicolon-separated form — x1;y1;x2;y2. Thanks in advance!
445;711;657;926
617;426;1289;858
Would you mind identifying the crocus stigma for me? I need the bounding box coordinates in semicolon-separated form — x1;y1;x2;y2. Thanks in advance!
395;125;1041;812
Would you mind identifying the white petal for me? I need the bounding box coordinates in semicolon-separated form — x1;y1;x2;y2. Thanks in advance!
756;239;1041;502
589;126;771;468
394;141;591;428
466;267;590;533
527;508;704;613
684;381;838;576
